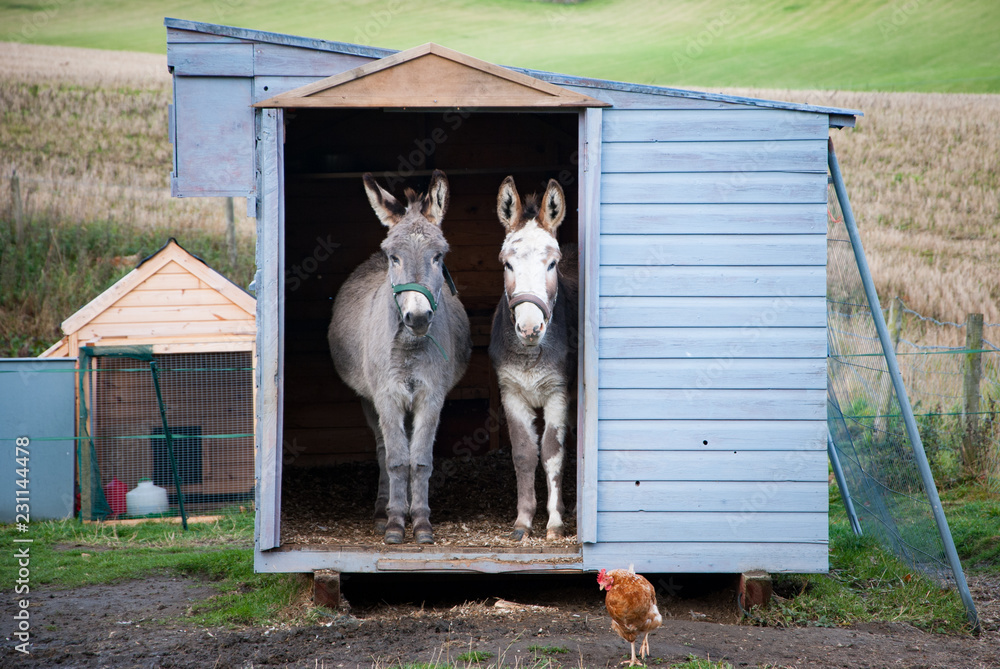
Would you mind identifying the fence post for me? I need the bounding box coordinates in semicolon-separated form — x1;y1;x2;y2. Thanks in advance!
11;169;25;244
225;196;237;270
962;313;984;474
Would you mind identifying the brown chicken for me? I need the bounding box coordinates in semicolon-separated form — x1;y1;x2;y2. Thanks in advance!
597;566;662;666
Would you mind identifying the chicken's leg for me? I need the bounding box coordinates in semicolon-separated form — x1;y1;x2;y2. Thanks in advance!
620;640;640;666
639;632;650;660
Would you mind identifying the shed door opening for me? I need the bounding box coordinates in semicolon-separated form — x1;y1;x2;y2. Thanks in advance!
278;108;581;548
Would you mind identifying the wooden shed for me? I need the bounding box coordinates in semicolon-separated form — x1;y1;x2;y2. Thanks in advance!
164;18;860;575
40;238;256;513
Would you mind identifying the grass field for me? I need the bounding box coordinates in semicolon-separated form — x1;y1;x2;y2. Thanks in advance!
1;0;999;93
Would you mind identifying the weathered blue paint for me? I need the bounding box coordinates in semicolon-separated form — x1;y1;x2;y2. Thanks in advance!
0;358;76;522
164;18;856;575
598;420;827;451
599;266;827;297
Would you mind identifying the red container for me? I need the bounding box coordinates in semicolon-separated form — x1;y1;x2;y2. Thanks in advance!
105;477;128;519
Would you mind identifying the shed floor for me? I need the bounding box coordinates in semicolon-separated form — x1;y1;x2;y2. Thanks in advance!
281;448;578;548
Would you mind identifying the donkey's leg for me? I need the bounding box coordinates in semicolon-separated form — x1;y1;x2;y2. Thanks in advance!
375;397;410;544
541;389;569;539
502;391;540;541
360;398;389;533
408;394;445;544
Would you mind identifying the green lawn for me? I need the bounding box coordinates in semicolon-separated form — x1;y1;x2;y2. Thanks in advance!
1;0;998;92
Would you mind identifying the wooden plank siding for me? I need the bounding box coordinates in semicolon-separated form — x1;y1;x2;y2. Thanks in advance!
159;23;864;574
171;76;255;197
583;105;829;573
168;33;373;199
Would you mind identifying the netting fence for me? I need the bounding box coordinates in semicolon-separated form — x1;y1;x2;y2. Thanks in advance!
890;303;1000;488
826;144;982;627
76;347;255;523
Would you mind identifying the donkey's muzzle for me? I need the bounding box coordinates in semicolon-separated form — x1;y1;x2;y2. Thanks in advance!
404;309;433;336
509;292;551;346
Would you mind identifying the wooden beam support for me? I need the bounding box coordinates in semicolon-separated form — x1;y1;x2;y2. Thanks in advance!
739;570;773;611
312;569;342;609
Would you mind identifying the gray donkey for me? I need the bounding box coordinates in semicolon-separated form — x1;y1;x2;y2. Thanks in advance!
489;176;578;541
328;170;471;545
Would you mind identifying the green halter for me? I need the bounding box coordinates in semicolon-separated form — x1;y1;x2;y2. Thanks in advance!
390;265;458;361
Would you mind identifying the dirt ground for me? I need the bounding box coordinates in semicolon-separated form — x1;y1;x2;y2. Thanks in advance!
4;571;998;669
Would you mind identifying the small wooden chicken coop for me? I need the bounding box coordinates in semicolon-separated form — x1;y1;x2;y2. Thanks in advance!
164;18;861;575
41;238;256;516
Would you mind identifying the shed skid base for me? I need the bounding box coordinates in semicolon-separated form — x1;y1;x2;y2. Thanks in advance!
256;545;583;574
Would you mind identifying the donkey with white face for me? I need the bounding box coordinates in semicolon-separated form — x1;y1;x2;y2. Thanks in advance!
328;170;471;544
489;176;578;541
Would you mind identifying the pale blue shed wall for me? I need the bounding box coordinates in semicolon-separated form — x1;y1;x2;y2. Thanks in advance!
167;23;835;573
580;100;829;573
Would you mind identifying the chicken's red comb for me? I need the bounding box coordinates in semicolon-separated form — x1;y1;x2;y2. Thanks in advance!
597;568;607;581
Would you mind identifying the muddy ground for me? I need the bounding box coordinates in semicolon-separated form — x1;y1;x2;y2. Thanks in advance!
3;570;998;668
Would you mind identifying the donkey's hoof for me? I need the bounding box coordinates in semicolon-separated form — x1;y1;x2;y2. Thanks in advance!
511;527;531;542
374;518;387;534
384;527;404;544
546;526;565;540
415;529;434;545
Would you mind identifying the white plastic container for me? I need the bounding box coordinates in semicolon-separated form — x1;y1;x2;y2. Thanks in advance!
126;479;168;516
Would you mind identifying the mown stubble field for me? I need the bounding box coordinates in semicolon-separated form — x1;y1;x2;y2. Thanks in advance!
1;42;998;351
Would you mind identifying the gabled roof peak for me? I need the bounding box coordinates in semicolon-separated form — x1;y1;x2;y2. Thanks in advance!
253;42;609;109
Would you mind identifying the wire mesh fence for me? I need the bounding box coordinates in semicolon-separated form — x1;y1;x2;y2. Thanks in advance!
77;348;254;521
827;179;972;589
889;302;1000;488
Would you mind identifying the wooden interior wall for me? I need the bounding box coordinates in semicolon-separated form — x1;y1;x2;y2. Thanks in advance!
92;352;254;498
281;109;578;466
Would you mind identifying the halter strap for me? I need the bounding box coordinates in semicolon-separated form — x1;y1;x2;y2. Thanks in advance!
508;292;552;325
392;282;438;311
389;264;458;361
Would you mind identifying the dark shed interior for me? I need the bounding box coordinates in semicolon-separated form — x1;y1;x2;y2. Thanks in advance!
279;109;580;546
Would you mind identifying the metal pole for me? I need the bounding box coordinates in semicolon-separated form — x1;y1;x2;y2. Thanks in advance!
828;432;862;536
150;360;188;531
829;139;979;631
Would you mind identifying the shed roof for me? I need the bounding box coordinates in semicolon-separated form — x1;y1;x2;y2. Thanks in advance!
165;17;862;119
39;239;255;357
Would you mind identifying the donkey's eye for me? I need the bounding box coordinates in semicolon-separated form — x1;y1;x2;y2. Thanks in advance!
390;255;401;265
504;262;513;271
432;253;443;264
547;260;557;271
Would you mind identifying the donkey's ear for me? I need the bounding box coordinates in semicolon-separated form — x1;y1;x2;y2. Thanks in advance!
497;176;522;233
421;169;450;226
539;179;566;234
363;173;406;227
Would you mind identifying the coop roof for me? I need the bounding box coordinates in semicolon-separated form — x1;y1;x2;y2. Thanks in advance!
39;239;255;357
165;17;862;120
